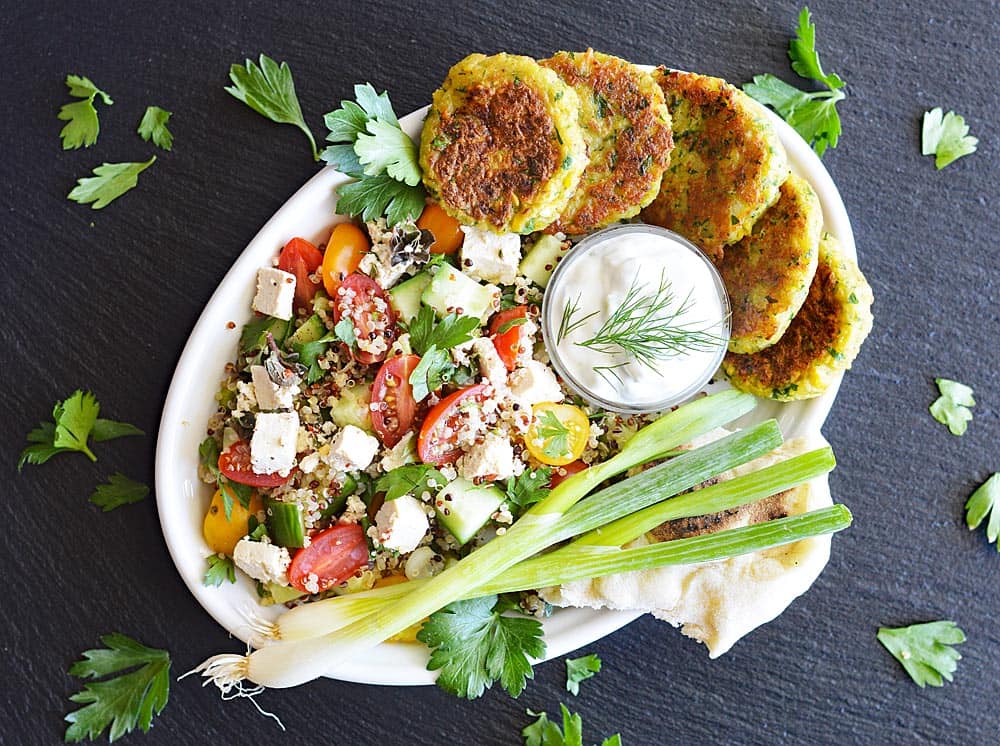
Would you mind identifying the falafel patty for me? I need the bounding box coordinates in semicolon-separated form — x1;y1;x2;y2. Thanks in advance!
641;69;789;262
419;53;588;234
719;173;823;354
722;233;874;401
539;50;673;235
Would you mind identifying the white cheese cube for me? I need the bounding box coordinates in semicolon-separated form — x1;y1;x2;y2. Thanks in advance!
472;337;508;392
327;424;380;472
250;411;299;476
374;495;429;554
458;431;517;481
232;538;292;585
460;226;522;285
250;365;298;411
509;360;563;407
252;267;296;320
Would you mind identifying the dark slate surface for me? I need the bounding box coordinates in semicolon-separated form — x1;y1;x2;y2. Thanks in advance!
2;0;997;743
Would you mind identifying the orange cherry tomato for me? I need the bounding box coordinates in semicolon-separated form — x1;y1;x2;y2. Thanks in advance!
416;203;464;255
203;489;264;556
322;222;370;296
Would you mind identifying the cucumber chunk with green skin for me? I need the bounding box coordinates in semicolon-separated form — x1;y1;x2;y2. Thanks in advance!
287;314;326;347
435;478;505;545
519;234;568;288
329;383;373;432
266;498;306;548
421;267;498;322
389;272;433;323
264;582;305;605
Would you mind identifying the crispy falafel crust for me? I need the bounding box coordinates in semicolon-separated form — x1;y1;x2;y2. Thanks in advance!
419;53;587;234
641;69;789;262
722;233;874;401
720;173;823;354
540;50;673;235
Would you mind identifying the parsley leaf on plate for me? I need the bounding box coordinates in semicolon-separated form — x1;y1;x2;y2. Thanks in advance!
965;473;1000;549
293;333;337;385
68;157;156;209
203;554;237;586
376;463;446;500
921;108;978;170
58;74;113;150
929;377;974;436
336;171;426;227
537;410;571;460
877;621;965;688
64;633;171;743
137;105;174;150
505;467;552;508
90;473;149;512
334;317;357;347
523;704;622;746
744;7;846;156
226;54;319;161
355;117;422;185
565;654;602;695
417;594;545;699
408;306;480;356
408;344;453;401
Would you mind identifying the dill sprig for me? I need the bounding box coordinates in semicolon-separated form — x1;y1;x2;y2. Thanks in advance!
557;292;597;344
565;271;724;376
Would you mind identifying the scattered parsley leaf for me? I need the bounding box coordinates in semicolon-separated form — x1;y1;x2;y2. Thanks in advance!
225;54;318;161
19;390;117;468
198;436;221;478
409;306;480;355
522;705;621;746
137;105;174;151
505;468;552;508
376;463;446;500
565;654;602;695
965;473;1000;549
58;74;113;150
418;594;545;699
877;621;965;688
203;554;237;586
18;422;64;470
336;171;426;227
929;377;974;436
334;317;357;347
239;315;292;358
537;410;571;460
744;7;846;156
68;157;157;209
293;333;337;384
64;633;171;743
921;108;978;170
91;419;144;442
409;344;453;402
90;473;149;512
219;478;253;522
498;316;529;335
355;117;422;185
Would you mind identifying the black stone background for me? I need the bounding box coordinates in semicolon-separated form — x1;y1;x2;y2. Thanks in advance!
2;0;997;743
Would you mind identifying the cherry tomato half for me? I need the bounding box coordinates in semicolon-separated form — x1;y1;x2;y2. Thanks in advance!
277;237;324;312
416;203;464;255
218;440;293;487
524;402;590;466
332;273;398;365
287;523;370;594
418;384;489;465
322;223;370;296
371;354;420;447
548;459;587;489
489;306;529;371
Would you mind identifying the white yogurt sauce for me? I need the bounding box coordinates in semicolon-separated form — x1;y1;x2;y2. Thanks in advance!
544;228;729;410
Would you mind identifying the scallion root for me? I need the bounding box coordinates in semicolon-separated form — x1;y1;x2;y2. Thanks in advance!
180;654;286;731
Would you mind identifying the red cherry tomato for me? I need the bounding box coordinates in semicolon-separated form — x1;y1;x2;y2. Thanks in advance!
217;440;293;487
287;523;370;593
277;237;324;311
371;354;420;447
417;384;489;465
549;459;587;488
489;306;529;371
332;273;398;365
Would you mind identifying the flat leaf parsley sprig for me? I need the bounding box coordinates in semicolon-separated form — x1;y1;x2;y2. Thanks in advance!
921;107;978;170
965;473;1000;550
877;620;965;688
58;75;114;150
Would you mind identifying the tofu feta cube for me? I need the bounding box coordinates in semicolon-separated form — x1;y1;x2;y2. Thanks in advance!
250;365;298;410
326;424;380;472
374;495;429;554
472;337;508;392
233;538;292;586
252;267;296;320
250;411;299;475
460;226;522;285
458;431;517;481
509;360;564;407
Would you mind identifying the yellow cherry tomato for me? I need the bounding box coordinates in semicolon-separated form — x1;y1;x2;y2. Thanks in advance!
202;488;263;556
321;222;370;296
525;402;590;466
373;575;424;643
416;202;464;255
